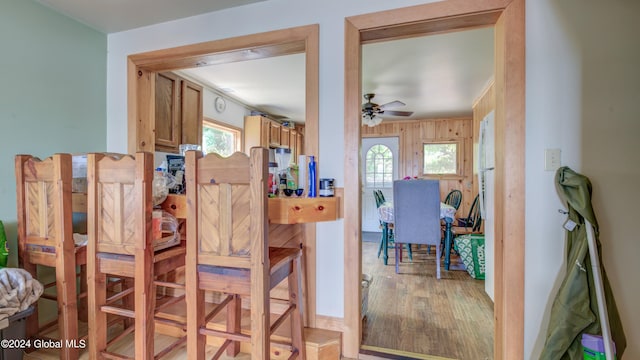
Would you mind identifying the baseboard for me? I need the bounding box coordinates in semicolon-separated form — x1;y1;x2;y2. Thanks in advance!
314;314;344;333
360;345;456;360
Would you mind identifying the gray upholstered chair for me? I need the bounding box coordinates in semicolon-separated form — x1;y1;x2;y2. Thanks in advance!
393;179;442;279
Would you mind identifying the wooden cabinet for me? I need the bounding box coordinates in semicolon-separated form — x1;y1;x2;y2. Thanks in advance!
180;79;203;146
295;127;304;157
244;115;304;155
280;126;290;149
269;121;281;147
155;72;203;153
155;72;181;151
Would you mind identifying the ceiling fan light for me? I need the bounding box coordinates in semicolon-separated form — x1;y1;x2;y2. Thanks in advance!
362;113;382;127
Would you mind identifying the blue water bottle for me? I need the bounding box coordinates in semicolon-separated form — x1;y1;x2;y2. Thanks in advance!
308;156;317;197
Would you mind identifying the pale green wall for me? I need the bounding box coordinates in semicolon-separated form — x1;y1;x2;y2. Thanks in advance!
0;0;107;266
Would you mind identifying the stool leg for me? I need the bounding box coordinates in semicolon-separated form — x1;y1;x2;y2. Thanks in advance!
290;256;306;359
227;294;241;356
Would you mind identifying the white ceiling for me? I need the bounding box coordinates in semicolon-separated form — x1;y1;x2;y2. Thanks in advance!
35;0;495;124
35;0;267;34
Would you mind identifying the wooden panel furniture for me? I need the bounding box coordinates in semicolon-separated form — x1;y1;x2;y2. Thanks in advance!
155;72;203;153
86;152;186;360
268;197;339;224
185;148;305;360
15;153;85;360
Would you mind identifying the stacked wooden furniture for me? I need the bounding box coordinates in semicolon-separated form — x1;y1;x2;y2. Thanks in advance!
86;152;186;359
185;148;306;359
15;153;86;360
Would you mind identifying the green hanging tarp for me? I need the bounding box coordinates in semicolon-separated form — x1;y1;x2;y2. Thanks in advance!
539;167;626;359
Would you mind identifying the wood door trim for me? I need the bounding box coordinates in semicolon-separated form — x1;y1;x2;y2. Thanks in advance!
127;24;320;327
343;0;525;358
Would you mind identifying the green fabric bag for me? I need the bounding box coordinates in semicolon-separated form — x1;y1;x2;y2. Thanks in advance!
454;234;485;279
0;221;9;268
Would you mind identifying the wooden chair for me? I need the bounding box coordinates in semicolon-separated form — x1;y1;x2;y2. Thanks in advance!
15;153;85;360
453;194;482;235
86;152;186;359
444;189;462;211
185;148;305;360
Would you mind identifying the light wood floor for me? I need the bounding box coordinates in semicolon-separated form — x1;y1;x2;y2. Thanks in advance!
361;235;494;360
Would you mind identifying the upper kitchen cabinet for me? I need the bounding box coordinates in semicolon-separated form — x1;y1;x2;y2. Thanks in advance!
155;72;203;153
180;79;203;146
244;115;304;155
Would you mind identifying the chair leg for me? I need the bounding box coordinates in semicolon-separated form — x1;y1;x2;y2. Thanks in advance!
250;279;270;360
435;244;441;280
395;242;400;274
78;264;88;323
134;255;155;360
56;263;79;360
186;270;206;360
289;256;306;359
22;263;39;341
226;294;241;357
406;243;413;262
87;270;108;359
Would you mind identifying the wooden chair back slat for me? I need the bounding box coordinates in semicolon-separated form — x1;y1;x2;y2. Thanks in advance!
188;150;265;270
88;153;151;256
16;154;73;259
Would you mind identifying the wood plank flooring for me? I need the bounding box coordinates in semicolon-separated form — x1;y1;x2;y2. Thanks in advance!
361;236;494;360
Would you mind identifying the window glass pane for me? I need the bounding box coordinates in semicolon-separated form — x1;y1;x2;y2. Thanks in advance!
365;144;393;188
423;143;457;174
202;122;240;157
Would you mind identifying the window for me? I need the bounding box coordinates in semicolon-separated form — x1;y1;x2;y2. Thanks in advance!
423;141;461;176
202;118;242;157
365;144;393;187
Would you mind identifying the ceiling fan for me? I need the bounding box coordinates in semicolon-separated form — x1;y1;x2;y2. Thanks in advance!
361;93;413;127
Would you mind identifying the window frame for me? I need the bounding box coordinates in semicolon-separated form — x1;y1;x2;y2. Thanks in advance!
421;140;464;179
364;144;394;188
202;117;243;156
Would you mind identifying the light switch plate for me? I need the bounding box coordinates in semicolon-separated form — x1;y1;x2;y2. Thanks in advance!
545;148;561;171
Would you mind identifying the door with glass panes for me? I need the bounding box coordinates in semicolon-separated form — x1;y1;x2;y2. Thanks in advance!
361;137;399;232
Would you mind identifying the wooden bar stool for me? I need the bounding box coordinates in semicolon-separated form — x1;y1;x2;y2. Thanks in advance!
86;152;186;359
15;153;85;360
185;148;305;360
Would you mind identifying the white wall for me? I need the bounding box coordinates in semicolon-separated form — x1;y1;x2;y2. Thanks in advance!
202;88;248;128
106;0;640;357
525;0;640;359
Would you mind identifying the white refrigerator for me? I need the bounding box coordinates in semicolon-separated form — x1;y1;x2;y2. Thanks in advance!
478;110;495;301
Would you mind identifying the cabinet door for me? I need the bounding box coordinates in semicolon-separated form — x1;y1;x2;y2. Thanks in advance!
269;122;281;147
181;79;203;146
296;131;304;156
289;129;298;157
280;127;290;148
260;118;271;147
155;72;181;152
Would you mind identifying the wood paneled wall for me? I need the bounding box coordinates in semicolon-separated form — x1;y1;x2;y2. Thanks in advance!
362;117;473;218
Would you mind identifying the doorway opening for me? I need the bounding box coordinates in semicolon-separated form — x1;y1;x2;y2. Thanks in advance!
357;24;495;358
343;1;525;359
126;24;322;325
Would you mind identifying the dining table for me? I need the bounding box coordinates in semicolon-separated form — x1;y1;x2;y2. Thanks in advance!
377;202;458;271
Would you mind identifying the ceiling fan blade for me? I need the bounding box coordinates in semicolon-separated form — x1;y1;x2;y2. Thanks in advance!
382;110;413;117
379;100;405;110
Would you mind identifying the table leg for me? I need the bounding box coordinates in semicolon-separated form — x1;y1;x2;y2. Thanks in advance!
444;217;453;271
